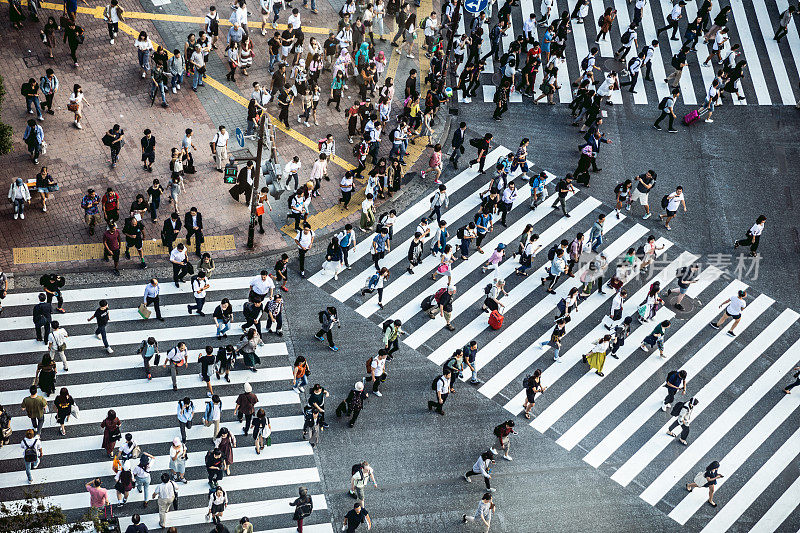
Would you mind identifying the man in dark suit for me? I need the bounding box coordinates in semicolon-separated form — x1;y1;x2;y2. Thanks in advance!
229;160;255;205
184;207;204;257
161;212;182;249
449;121;467;169
32;293;52;343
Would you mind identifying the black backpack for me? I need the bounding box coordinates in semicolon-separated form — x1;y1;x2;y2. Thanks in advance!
621;29;632;44
635;244;647;258
352;463;364;476
522;374;533;388
661;194;670;209
484;283;493;295
671;54;683;70
318;311;326;324
493;423;505;437
382;319;393;334
580;55;590;71
23;439;38;463
457;225;467;240
665;370;679;387
658;97;669;110
297;500;313;518
431;376;441;390
670;401;685;417
547;244;559;261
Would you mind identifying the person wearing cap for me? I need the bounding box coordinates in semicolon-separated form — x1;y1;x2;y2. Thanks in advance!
336;381;368;428
481;244;505;273
235;516;254;533
169;436;188;483
234;382;259;435
151;471;177;527
290;486;313;531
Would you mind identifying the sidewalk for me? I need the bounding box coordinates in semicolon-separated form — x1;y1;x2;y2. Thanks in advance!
0;0;444;274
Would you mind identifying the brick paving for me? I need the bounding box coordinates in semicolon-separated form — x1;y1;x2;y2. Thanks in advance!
0;0;439;274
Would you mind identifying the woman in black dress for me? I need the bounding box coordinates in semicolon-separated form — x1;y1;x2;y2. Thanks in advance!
35;354;57;397
54;387;74;436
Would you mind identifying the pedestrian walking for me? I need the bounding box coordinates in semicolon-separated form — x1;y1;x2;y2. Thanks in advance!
46;320;69;372
52;387;75;436
734;215;766;257
206;485;228;524
463;451;496;491
237;328;262;372
428;368;453;414
234;383;258;435
583;335;612;376
653;89;680;133
169;436;188;483
630;170;656;219
660;186;686;230
88;299;113;353
314;307;340;351
640;319;672;357
205;447;226;488
102;222;122;276
187;271;210;316
342;501;372;532
114;460;135;506
774;5;796;42
163;342;188;391
686;460;723;506
289;486;313;532
782;366;800;394
522;370;547;419
491;420;516;460
100;409;121;457
366;350;389;397
463;492;495;532
710;290;747;337
170;243;192;287
662;369;687;412
667;397;699;445
336;381;368;428
8;178;31;221
296;223;315;278
666;263;700;310
302;405;321;447
177;397;194;442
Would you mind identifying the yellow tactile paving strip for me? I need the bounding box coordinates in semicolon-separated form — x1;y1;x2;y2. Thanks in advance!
13;235;236;264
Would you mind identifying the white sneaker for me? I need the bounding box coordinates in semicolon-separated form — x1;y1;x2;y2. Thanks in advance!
19;213;25;219
374;391;383;397
172;87;177;93
463;97;472;103
142;72;146;78
343;84;349;89
42;206;47;212
110;38;114;44
625;204;631;211
297;116;302;123
28;110;34;114
106;347;114;354
176;84;181;90
661;404;668;412
488;487;496;492
304;122;310;127
96;334;102;340
705;118;714;123
490;448;498;455
76;122;82;130
642;213;651;219
13;213;18;220
503;454;513;461
406;54;414;58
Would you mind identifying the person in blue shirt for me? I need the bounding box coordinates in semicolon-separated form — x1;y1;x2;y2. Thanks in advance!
474;209;492;254
371;227;390;270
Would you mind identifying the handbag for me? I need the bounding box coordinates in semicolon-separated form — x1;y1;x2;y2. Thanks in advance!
171;481;179;510
265;435;272;447
436;263;448;274
637;304;648;318
138;302;152;319
109;427;122;441
41;141;47;155
693;471;707;487
68;102;80;112
70;403;80;419
256;204;265;216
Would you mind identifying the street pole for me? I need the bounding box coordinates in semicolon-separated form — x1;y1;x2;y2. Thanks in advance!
246;113;266;249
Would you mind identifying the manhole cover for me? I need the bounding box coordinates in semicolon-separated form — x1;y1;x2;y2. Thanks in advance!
23;55;42;68
602;58;625;73
664;292;698;315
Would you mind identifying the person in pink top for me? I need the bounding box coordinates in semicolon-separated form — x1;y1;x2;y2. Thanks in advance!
481;243;506;273
420;144;444;184
86;477;109;510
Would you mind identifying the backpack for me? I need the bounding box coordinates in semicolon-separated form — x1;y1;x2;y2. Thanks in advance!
628;56;640;70
434;287;447;302
621;29;632;44
597;14;604;27
661;194;670;209
671;54;683;70
431;376;442;390
365;357;374;374
658;97;669;110
203;401;213;422
670;401;685;417
547;244;559;261
318;311;326;324
317;139;326;151
493;423;505;437
456;225;467;240
75;26;85;44
635;244;646;258
23;439;38;463
352;144;361;158
389;127;399;142
484;283;493;295
382;319;393;334
614;182;624;194
522;374;533;388
469;137;482;148
421;16;430;30
367;273;380;289
20;83;28;97
580;55;590;71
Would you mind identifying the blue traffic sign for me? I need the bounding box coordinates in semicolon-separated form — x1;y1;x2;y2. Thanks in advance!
235;127;245;148
464;0;488;14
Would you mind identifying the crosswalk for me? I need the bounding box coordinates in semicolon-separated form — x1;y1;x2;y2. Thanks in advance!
0;277;333;532
309;147;800;531
458;0;800;106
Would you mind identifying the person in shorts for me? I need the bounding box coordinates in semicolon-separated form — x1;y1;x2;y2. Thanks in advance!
631;170;656;219
710;290;746;337
667;263;700;310
274;253;289;292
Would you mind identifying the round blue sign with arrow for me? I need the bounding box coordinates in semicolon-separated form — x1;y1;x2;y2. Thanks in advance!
465;0;488;14
235;127;245;148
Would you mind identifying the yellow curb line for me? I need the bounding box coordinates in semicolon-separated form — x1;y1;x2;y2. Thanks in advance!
13;235;235;264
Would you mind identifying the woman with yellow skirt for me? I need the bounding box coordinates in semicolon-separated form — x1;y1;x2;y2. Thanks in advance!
583;334;612;377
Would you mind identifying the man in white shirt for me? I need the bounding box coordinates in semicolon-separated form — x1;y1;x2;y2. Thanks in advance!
656;0;685;40
287;8;301;30
538;0;554;25
604;289;627;330
47;322;69;371
187;270;210;316
660;185;686;230
368;350;388;397
427;369;452;414
423;12;438;54
499;182;517;227
170;243;190;287
249;270;275;301
212;125;229;171
615;25;638;61
151;472;177;528
641;39;658;81
710;289;747;337
205;6;220;48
